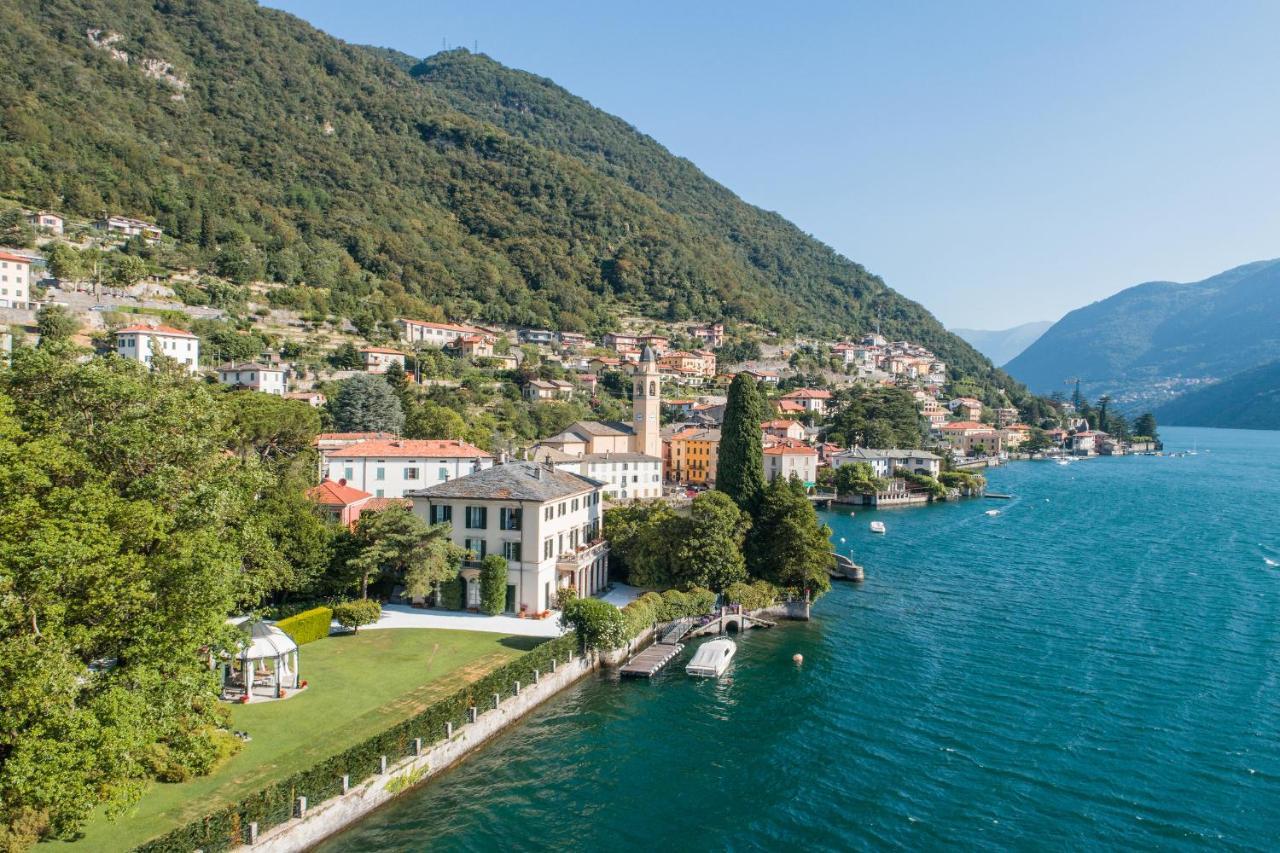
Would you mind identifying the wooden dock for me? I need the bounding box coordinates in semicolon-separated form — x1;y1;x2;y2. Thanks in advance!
619;642;684;678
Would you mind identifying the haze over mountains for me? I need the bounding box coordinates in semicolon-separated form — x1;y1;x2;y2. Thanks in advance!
0;0;1029;400
1003;259;1280;422
952;321;1054;368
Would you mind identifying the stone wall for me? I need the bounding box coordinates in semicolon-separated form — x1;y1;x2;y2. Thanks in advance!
242;651;598;852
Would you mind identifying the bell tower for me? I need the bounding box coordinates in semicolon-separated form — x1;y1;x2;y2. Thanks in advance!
633;346;661;458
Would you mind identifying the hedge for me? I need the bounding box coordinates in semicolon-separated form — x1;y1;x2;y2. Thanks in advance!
723;580;779;612
479;555;507;615
332;599;381;631
439;576;463;610
274;607;332;646
135;632;579;853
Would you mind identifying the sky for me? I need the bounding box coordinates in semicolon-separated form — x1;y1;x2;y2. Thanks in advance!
267;1;1280;329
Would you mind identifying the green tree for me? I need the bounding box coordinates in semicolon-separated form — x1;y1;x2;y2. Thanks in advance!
35;304;79;345
106;253;149;290
670;490;750;590
346;506;460;599
330;374;404;434
479;554;508;615
222;392;321;463
0;205;34;248
603;500;679;588
718;373;766;512
747;476;832;596
44;242;85;286
1132;412;1158;440
560;598;627;651
404;400;468;440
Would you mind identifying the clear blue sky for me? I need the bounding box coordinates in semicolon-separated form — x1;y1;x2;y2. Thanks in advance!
267;1;1280;329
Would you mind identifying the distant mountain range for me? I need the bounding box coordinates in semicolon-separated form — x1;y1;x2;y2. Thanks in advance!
1003;259;1280;417
952;321;1054;367
1156;359;1280;430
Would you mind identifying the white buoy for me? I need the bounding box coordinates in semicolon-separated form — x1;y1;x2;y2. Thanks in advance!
792;653;804;665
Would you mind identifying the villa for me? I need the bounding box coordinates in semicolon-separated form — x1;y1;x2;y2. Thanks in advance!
115;324;200;374
321;438;493;498
408;461;610;614
216;362;287;395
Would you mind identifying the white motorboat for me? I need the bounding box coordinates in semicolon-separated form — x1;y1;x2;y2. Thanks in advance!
869;521;886;534
686;639;736;677
984;509;1000;516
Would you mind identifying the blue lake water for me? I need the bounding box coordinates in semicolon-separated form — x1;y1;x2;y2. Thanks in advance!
320;426;1280;851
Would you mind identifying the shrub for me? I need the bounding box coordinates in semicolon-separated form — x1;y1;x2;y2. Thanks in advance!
332;599;381;632
657;587;716;621
554;585;578;610
724;579;779;612
620;597;657;637
560;598;627;651
275;607;332;646
439;576;463;610
479;555;508;615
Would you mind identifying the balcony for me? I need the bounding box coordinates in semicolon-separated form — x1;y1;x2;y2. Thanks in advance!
556;539;609;573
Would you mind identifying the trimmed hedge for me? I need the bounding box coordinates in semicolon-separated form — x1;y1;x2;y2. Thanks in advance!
332;599;381;632
135;632;578;853
274;607;332;646
723;580;779;612
439;576;463;610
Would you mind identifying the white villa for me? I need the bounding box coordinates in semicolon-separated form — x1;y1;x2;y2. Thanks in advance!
409;461;609;614
115;324;200;374
397;318;490;348
0;252;32;309
216;362;287;395
763;443;818;485
832;447;943;478
321;438;493;498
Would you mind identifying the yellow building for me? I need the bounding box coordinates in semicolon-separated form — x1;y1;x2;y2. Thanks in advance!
665;427;721;486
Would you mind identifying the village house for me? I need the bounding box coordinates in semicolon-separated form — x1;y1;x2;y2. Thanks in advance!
530;447;663;501
941;421;1004;457
949;397;984;421
322;438;493;498
96;215;162;241
115;324;200;374
446;334;495;359
602;332;640;351
761;419;806;440
774;399;806;416
397;318;490;348
742;368;781;385
359;346;406;374
558;331;590;350
27;211;64;235
524;379;576;401
994;406;1021;427
306;478;373;527
216;362;287;395
638;334;670;355
575;373;598;395
664;426;721;486
660;349;717;378
763;443;818;486
284;391;327;408
517;329;556;346
409;462;609;614
689;322;724;349
1068;430;1105;456
831;447;943;478
780;388;833;415
587;356;622;374
920;398;951;429
0;251;32;309
1000;423;1031;449
313;431;395;456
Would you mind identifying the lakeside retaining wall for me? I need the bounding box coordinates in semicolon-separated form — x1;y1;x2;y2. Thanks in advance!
242;651;598;852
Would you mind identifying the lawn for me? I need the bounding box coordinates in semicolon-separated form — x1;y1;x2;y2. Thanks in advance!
66;628;541;851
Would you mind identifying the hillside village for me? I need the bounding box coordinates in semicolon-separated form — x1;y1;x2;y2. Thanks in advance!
1;206;1151;533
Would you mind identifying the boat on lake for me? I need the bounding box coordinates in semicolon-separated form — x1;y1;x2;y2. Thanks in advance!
686;639;736;677
870;521;886;534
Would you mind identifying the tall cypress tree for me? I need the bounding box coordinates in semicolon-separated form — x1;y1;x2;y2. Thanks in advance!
718;373;766;512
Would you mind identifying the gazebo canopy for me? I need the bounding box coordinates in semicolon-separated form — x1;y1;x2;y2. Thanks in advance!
238;620;298;661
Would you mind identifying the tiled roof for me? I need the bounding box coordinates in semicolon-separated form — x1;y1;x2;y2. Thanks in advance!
399;318;484;334
360;346;404;355
407;462;603;501
328;439;492;459
116;324;197;338
363;497;412;512
941;421;988;431
0;251;33;263
315;431;394;442
781;388;832;399
217;361;283;372
764;444;817;456
306;479;372;506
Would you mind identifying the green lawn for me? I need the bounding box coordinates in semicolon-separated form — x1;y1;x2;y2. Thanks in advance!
67;628;540;851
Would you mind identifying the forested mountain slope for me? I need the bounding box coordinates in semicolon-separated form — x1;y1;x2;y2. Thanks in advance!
0;0;1016;393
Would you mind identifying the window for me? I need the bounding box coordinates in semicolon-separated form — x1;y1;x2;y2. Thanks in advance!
430;505;452;525
465;506;488;529
502;541;522;561
375;489;384;498
464;538;487;559
558;502;566;517
500;508;522;531
375;467;385;481
544;538;554;559
571;498;579;512
404;467;419;480
343;467;354;481
544;506;554;521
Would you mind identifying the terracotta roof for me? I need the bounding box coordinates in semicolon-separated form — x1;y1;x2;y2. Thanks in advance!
360;346;404;355
761;419;800;429
306;479;372;506
399;318;484;334
363;497;412;512
327;439;492;459
781;388;833;400
764;444;818;456
941;421;989;431
0;251;32;263
116;324;197;338
775;400;806;413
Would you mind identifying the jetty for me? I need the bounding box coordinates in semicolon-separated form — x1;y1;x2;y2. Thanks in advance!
619;642;684;678
829;552;865;581
985;492;1013;500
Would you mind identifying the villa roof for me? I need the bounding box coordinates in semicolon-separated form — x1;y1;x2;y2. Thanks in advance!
399;318;485;333
329;439;492;459
941;420;988;431
0;251;32;263
216;361;283;372
781;388;833;400
764;444;817;456
315;431;393;443
306;478;372;506
407;462;604;502
116;323;197;338
360;346;404;355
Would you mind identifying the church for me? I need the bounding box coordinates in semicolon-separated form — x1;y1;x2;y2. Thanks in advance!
530;346;664;500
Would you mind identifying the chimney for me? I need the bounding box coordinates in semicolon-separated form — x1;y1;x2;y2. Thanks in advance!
533;466;542;480
338;478;347;486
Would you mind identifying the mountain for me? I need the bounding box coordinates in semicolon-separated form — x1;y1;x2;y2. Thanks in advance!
1155;359;1280;430
0;0;1025;397
1004;259;1280;411
952;321;1054;367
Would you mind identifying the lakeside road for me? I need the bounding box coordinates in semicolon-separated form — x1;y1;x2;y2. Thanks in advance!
318;426;1280;851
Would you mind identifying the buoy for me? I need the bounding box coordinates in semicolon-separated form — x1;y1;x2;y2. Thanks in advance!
792;653;804;665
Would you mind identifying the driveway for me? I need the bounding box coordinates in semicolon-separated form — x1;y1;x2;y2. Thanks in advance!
362;604;565;638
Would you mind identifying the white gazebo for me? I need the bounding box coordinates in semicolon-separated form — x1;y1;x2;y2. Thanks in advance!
225;620;300;701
